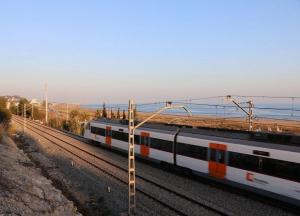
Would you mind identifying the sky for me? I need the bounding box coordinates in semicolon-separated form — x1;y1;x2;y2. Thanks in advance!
0;0;299;104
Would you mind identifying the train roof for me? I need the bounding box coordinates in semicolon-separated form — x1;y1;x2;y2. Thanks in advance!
90;119;300;149
178;130;300;153
90;119;178;135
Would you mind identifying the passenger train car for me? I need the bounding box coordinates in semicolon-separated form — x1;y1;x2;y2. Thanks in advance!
84;119;300;206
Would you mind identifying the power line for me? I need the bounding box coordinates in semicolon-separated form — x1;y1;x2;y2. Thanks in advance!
230;95;300;99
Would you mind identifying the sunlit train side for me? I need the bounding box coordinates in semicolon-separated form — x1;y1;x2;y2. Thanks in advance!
84;119;300;206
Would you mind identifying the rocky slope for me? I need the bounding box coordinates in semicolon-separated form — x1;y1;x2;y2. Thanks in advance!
0;135;81;216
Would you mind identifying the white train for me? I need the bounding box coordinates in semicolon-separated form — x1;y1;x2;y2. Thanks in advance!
84;119;300;206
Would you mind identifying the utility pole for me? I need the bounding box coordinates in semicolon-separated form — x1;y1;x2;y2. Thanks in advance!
66;103;69;121
45;83;48;125
127;101;191;215
128;99;136;215
23;104;26;133
247;101;254;131
31;105;34;120
226;95;254;131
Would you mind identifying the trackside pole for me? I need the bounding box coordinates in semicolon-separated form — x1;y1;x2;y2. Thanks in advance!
248;101;254;131
45;83;48;125
23;104;26;133
128;100;136;215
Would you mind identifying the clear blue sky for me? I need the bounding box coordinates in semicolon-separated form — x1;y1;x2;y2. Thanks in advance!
0;0;299;104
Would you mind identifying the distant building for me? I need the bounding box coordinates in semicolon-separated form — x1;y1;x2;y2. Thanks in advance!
5;96;21;109
30;99;42;107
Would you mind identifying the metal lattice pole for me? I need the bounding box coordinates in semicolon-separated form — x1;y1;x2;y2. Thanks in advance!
128;100;136;215
248;101;254;131
67;103;69;121
226;96;254;132
23;104;26;133
45;83;48;125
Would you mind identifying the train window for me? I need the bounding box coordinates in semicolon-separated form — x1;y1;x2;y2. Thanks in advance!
150;138;173;153
177;143;208;161
258;157;263;170
134;135;140;145
228;152;260;172
218;150;225;164
210;149;216;161
100;128;106;136
91;126;106;136
141;136;150;147
229;152;300;182
260;157;300;182
91;126;97;134
106;129;112;137
253;150;270;157
112;130;128;142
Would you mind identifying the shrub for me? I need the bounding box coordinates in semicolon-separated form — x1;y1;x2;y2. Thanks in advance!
0;108;12;128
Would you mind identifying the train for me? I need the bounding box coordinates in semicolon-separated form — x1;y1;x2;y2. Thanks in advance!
83;119;300;206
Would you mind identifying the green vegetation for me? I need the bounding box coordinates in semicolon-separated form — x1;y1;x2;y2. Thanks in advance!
0;97;11;128
67;110;89;135
14;98;44;121
102;103;107;118
9;103;17;115
0;109;11;127
133;106;137;118
47;109;90;135
117;108;120;119
122;109;126;120
0;97;6;109
95;109;102;119
111;108;115;119
17;98;29;116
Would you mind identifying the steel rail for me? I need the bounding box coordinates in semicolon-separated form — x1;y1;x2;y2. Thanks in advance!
13;117;228;216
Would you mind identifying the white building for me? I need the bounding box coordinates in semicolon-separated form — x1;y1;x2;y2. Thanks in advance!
30;99;42;107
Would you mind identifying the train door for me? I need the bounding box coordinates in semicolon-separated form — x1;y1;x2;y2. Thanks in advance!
209;143;227;179
140;132;150;157
105;126;112;146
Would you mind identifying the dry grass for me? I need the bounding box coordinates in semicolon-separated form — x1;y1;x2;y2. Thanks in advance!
50;104;300;135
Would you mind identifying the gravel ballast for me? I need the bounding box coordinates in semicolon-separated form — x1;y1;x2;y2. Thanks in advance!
12;118;299;216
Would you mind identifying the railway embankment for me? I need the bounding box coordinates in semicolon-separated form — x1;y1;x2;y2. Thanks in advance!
0;133;80;216
10;116;299;216
10;124;111;216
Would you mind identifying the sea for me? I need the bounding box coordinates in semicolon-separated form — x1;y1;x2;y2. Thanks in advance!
81;102;300;121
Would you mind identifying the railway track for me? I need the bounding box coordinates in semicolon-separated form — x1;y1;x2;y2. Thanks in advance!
13;116;229;216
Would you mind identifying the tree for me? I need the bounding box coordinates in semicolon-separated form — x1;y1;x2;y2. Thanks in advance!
68;110;89;135
102;103;107;118
116;108;120;119
122;109;126;120
69;110;81;134
111;108;115;119
62;119;70;131
95;109;101;119
48;118;61;129
32;106;44;120
0;97;7;109
9;104;17;115
0;108;12;127
133;106;137;119
18;98;29;116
